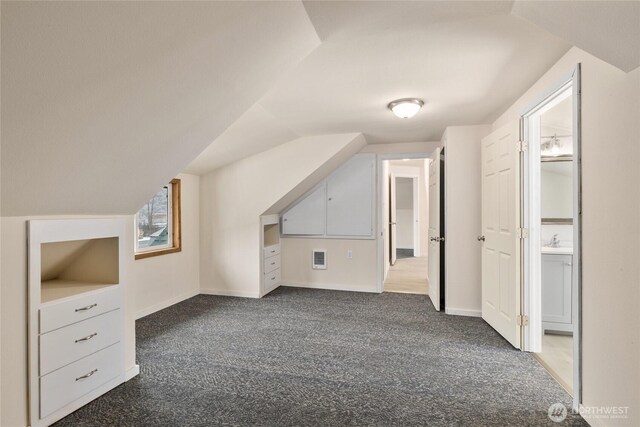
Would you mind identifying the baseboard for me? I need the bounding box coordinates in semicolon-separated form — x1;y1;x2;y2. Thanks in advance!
280;281;377;293
259;284;281;298
135;289;199;319
445;307;482;317
200;288;261;298
125;364;140;381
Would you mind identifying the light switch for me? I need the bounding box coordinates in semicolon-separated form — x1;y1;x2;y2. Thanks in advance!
347;249;353;259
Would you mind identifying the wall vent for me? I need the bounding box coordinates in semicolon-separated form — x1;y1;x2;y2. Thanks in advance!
312;250;327;270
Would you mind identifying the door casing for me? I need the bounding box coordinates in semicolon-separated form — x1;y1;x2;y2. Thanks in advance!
520;65;582;410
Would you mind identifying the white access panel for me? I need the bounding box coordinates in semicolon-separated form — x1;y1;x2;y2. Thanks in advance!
326;154;375;237
282;185;326;235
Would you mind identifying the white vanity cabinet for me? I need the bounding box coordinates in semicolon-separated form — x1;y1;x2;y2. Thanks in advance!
541;253;573;333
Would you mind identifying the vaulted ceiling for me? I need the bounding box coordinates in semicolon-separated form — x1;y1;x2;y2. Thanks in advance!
2;1;638;215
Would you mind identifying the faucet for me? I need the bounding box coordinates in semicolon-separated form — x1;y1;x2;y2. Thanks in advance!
549;234;560;248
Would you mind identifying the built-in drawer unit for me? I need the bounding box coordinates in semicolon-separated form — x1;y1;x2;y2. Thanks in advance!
39;308;122;376
261;218;281;296
264;268;281;292
263;254;281;274
29;219;127;427
263;243;280;258
40;342;122;419
40;285;121;334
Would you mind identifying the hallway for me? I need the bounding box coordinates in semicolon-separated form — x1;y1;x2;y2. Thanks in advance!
384;255;429;295
54;287;585;426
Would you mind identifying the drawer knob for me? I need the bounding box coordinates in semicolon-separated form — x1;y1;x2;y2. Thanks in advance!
75;332;98;343
271;276;276;280
75;303;97;313
271;262;276;265
75;368;98;381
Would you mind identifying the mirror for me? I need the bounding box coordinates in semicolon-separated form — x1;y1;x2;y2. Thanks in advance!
541;159;573;223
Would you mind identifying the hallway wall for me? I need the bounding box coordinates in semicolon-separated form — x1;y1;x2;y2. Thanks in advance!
442;125;492;317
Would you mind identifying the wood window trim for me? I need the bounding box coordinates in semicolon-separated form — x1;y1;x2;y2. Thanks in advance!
135;179;182;260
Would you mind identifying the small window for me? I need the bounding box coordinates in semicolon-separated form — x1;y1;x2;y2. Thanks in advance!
135;179;181;259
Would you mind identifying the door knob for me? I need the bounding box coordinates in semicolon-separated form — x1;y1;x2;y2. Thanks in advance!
430;237;437;242
477;235;485;242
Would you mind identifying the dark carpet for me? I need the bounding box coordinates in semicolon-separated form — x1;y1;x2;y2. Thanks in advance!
396;248;414;259
54;287;586;426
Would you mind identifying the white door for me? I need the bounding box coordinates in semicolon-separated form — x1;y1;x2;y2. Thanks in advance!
481;121;522;349
389;173;397;265
428;148;441;311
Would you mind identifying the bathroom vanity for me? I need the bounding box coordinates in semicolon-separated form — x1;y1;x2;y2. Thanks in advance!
541;247;573;333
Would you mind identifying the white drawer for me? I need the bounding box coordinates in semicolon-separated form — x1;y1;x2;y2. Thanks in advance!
264;268;281;291
263;244;280;258
263;254;280;274
40;286;121;334
40;309;122;376
40;342;122;418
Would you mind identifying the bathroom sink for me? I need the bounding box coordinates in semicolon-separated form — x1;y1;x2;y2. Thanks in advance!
541;246;573;255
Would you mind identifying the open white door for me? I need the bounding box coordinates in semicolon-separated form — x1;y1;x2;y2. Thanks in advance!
389;173;397;265
428;148;441;311
480;121;522;349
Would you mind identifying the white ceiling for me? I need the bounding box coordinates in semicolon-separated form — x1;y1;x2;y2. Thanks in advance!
189;1;639;174
541;96;573;133
3;1;637;215
512;0;640;73
184;104;299;175
258;8;569;144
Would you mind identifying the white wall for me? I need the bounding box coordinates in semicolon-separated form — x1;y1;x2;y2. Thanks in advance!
396;209;414;249
360;141;439;155
494;46;640;427
131;173;200;319
541;166;573;218
395;177;414;249
443;125;492;316
199;134;366;298
280;238;377;292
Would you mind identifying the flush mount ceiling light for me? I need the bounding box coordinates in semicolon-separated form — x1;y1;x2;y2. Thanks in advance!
388;98;424;119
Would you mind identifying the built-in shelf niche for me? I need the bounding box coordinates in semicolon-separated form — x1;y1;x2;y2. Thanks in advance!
263;223;280;248
40;237;119;304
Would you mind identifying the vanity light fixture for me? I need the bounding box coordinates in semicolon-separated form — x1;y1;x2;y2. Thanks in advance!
388;98;424;119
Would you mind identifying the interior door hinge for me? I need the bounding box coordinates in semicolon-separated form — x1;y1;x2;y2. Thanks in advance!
517;315;529;327
517;140;528;152
517;227;529;239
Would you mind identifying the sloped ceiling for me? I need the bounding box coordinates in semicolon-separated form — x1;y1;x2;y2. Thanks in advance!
511;0;640;73
1;1;319;216
3;1;636;213
258;4;569;144
184;104;299;175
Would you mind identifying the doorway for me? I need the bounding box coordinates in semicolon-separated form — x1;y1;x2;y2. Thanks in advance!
521;67;582;408
391;176;419;262
380;157;430;295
